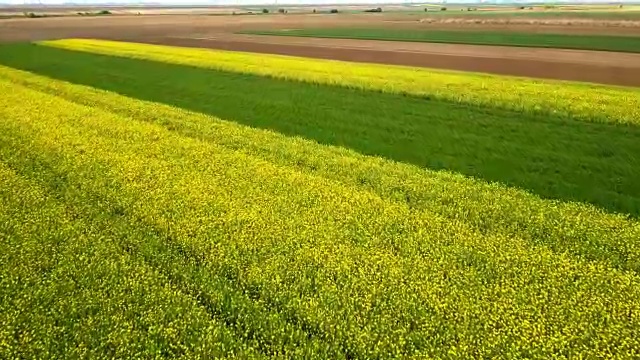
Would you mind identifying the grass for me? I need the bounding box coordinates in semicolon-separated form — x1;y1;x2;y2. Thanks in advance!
1;40;640;357
243;28;640;53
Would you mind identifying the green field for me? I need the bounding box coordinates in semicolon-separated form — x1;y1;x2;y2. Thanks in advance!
398;8;640;19
244;28;640;53
1;39;640;358
381;4;640;18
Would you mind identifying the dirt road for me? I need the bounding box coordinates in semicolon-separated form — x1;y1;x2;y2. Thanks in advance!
2;14;640;86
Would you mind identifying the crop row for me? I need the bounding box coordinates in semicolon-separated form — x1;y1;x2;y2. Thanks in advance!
1;44;638;217
1;65;639;358
0;161;264;359
39;38;640;125
4;64;639;273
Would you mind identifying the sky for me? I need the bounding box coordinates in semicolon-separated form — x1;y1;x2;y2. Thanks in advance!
4;0;435;3
0;0;634;5
4;0;431;4
1;0;438;4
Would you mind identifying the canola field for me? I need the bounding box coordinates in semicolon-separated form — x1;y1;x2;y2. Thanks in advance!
1;39;640;358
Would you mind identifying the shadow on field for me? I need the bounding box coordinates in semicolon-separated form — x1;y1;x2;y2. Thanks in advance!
2;43;639;216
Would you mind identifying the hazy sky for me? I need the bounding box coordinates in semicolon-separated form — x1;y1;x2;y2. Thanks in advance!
1;0;636;5
5;0;434;4
6;0;416;3
1;0;635;4
3;0;430;4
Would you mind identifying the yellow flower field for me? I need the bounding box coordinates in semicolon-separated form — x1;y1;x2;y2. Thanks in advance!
42;38;640;125
1;40;639;358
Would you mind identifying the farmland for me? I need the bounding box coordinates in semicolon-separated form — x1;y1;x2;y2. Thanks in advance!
2;6;640;358
1;37;640;358
245;28;640;53
402;8;640;20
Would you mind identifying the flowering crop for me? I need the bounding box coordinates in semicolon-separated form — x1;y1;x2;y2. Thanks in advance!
2;42;639;216
1;57;640;358
40;38;640;125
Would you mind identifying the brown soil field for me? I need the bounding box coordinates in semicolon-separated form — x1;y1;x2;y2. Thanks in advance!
2;13;640;86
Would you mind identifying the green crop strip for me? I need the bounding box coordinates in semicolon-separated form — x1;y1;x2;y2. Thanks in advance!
389;8;640;20
1;64;640;358
243;28;640;53
37;39;640;125
0;42;638;217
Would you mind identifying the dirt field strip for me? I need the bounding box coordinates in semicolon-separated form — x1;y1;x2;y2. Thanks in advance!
2;13;640;86
3;13;640;42
150;35;640;87
182;34;640;67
